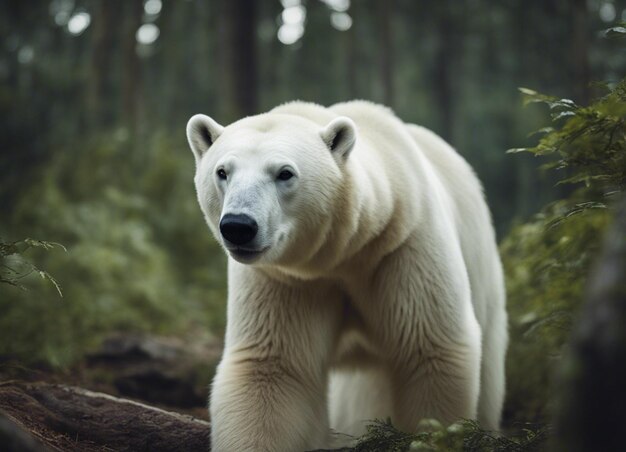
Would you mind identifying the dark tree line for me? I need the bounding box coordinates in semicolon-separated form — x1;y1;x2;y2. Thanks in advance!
1;0;624;230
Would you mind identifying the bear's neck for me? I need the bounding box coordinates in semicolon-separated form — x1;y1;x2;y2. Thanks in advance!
272;158;421;282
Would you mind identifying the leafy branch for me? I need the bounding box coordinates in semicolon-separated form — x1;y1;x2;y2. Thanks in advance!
0;238;66;296
507;76;626;224
604;22;626;39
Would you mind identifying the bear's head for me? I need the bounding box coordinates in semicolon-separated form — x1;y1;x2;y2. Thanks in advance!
186;112;356;268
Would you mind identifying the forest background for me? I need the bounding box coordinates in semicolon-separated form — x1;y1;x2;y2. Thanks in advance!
1;0;625;448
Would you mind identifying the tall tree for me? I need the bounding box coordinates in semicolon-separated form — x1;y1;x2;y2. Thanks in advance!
220;0;258;121
571;0;591;104
87;0;117;130
432;0;463;142
378;0;394;107
121;0;143;133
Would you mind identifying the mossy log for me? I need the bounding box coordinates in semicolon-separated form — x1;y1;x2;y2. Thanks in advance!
0;381;211;451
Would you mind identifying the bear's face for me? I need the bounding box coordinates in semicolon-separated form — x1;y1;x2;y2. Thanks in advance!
186;113;356;266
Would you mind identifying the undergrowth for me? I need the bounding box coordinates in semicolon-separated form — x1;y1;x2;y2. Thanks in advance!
351;419;548;452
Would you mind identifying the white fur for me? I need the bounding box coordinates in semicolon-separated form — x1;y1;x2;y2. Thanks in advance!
186;101;508;451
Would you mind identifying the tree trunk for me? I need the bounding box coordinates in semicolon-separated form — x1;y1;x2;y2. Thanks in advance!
571;0;591;105
433;6;455;141
553;196;626;451
87;0;116;130
378;0;393;107
122;0;143;133
0;382;211;451
221;0;258;121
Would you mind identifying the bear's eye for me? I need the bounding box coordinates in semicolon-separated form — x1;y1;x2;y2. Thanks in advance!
277;169;294;181
216;168;227;180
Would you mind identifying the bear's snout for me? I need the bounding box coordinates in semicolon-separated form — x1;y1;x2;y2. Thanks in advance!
220;214;259;246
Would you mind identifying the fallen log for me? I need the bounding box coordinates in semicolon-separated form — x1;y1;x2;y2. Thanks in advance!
85;333;221;410
0;381;211;451
0;411;49;452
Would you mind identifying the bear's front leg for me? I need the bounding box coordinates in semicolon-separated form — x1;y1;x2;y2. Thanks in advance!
389;336;481;431
364;233;482;432
210;263;341;452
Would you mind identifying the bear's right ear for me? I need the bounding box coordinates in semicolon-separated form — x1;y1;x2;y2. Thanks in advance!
320;117;356;162
186;114;224;161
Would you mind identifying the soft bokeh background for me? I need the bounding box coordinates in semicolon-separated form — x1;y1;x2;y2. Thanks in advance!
1;0;625;433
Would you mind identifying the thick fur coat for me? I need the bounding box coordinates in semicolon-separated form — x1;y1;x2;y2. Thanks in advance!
186;101;508;451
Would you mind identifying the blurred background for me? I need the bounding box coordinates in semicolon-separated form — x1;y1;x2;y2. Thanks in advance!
1;0;625;437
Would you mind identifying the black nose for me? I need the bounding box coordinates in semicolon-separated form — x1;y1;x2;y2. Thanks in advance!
219;214;258;246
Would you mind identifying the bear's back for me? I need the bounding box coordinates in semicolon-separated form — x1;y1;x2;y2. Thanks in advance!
406;124;505;329
271;101;336;126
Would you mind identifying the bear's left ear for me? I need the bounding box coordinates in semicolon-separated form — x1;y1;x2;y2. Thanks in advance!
320;117;356;162
186;114;224;162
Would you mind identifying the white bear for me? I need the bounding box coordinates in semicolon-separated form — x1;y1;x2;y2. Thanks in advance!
186;101;507;451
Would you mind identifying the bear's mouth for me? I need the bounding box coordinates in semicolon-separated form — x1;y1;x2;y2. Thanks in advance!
229;246;268;262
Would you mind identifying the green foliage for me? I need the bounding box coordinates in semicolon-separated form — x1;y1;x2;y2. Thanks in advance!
604;23;626;39
0;238;65;295
502;61;625;423
0;133;226;367
507;79;625;224
352;419;548;452
501;205;610;422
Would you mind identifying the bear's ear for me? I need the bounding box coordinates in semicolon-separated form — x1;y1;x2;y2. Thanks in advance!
186;114;224;161
320;117;356;162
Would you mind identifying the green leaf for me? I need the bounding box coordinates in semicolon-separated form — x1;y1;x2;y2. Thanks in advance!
528;127;555;138
543;98;580;113
551;110;576;121
605;26;626;39
0;238;65;296
518;87;539;96
546;202;608;229
0;242;19;257
23;238;67;252
518;87;558;106
506;147;529;154
36;269;63;297
556;174;612;186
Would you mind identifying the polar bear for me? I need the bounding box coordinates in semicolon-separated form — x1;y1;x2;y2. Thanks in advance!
186;101;507;451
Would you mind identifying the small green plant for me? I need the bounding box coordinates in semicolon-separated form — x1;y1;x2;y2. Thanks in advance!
0;238;66;296
351;419;548;452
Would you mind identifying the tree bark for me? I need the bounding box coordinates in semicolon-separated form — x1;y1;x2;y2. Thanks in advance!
345;7;358;100
122;0;143;133
571;0;591;105
0;412;49;452
0;382;211;451
553;196;626;451
87;0;116;129
378;0;393;107
433;5;456;142
220;0;258;121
